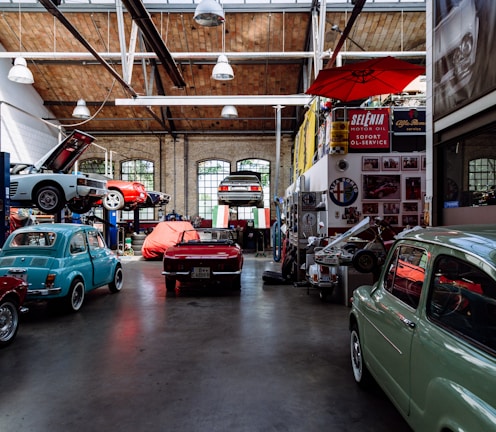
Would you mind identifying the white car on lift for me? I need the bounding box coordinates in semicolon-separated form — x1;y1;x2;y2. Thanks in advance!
9;130;108;215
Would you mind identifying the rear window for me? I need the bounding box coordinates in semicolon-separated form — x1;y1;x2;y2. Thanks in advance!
223;175;260;183
10;231;56;247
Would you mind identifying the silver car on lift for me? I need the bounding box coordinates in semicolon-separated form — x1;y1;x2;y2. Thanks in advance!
217;172;264;208
9;130;108;215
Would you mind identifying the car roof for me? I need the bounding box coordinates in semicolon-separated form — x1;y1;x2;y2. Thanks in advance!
11;223;94;234
399;225;496;265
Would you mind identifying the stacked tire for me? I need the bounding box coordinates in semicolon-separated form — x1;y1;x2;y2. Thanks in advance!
131;233;146;256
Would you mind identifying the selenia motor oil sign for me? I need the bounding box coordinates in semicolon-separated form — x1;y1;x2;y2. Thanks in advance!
348;108;390;150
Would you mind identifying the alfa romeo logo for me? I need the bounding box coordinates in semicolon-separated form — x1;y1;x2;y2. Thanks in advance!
329;177;359;207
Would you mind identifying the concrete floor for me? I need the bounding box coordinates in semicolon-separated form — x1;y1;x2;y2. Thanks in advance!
1;254;412;432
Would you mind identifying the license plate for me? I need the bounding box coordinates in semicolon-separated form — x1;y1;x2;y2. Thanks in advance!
8;268;28;282
191;267;210;279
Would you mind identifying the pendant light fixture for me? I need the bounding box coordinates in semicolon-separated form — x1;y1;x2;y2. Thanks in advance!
221;105;238;118
212;22;234;81
8;2;34;84
194;0;225;27
72;99;91;119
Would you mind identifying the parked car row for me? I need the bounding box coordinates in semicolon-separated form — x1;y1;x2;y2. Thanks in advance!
9;130;170;214
0;223;123;347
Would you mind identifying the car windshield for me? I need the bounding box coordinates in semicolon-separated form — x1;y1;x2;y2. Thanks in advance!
10;231;57;247
179;229;235;245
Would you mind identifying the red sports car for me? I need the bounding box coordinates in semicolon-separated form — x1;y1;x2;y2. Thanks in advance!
101;179;147;211
0;275;28;348
162;228;243;292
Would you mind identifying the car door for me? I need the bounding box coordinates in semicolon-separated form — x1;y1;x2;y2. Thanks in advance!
363;243;428;416
86;229;113;287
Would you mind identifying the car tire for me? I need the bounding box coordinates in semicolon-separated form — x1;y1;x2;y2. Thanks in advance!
103;189;125;211
350;324;371;387
0;299;19;347
352;249;377;274
34;185;64;214
109;265;123;293
165;277;176;292
66;279;85;312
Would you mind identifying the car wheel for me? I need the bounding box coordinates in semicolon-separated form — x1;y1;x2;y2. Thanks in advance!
35;185;64;214
66;279;85;312
350;324;371;386
165;277;176;292
68;200;94;214
0;299;19;347
343;243;358;255
109;266;123;293
103;189;125;211
352;249;377;273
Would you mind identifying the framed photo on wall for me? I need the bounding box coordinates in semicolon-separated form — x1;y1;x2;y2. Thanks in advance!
405;177;422;200
363;174;401;200
402;156;419;170
381;156;400;171
363;203;379;215
362;157;380;171
383;202;400;214
402;215;419;226
402;202;418;213
384;215;399;226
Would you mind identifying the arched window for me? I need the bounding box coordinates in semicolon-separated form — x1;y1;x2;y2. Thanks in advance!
121;160;154;190
236;159;270;219
198;160;230;219
121;160;155;220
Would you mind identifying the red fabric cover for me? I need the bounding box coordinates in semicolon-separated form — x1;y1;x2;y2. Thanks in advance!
142;221;195;260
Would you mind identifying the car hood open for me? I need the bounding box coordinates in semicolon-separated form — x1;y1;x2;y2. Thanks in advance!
33;130;95;173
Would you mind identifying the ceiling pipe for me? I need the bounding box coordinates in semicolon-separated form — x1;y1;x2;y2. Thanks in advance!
0;51;425;62
115;95;313;106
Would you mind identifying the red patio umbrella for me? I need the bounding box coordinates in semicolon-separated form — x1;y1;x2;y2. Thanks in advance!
305;56;425;102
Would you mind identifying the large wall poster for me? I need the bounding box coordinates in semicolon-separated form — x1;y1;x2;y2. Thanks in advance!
433;0;496;120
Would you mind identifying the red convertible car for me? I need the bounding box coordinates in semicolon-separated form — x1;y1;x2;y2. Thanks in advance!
0;275;28;348
162;228;243;292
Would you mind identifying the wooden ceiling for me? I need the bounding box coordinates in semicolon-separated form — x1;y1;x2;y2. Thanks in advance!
0;1;426;136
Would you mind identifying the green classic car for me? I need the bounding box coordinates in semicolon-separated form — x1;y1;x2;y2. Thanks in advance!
349;225;496;432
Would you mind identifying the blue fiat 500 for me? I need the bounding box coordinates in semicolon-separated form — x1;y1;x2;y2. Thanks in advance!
0;223;123;312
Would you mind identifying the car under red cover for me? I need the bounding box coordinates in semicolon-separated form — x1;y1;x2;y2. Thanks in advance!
162;228;243;292
142;221;196;260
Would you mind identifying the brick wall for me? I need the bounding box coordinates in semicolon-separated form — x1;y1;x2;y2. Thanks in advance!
83;134;294;221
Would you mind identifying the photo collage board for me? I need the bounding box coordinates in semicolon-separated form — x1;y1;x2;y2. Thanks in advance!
345;155;426;226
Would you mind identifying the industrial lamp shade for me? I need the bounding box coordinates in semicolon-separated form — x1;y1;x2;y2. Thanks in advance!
194;0;225;27
72;99;91;119
221;105;238;118
212;55;234;81
8;56;34;84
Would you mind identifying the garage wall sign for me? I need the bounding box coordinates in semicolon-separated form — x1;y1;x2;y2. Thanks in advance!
329;177;359;207
348;108;390;150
